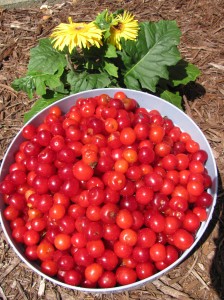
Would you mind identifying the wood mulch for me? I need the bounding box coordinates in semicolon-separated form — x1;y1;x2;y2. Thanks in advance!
0;0;224;299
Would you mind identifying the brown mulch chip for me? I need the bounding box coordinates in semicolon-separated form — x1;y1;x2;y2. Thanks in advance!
0;0;224;299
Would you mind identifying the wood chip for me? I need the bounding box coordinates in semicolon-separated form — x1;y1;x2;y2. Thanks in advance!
37;278;46;297
152;279;194;300
198;263;205;271
0;286;7;300
0;257;20;282
209;63;224;71
0;43;16;62
160;275;183;291
16;280;29;300
0;83;17;94
191;269;210;290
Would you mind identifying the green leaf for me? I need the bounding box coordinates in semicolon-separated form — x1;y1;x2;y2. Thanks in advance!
95;10;110;30
121;20;181;93
105;44;117;58
94;10;112;39
54;83;69;94
12;76;36;99
168;60;201;87
112;9;124;17
13;72;63;97
12;39;67;98
67;71;111;93
28;38;67;76
35;76;46;96
24;93;64;123
104;62;118;78
160;90;182;109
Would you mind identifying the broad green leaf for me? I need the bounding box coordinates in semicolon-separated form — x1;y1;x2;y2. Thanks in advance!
35;76;46;96
105;44;117;58
24;93;64;123
94;10;111;39
54;82;69;94
121;20;181;93
67;71;111;93
12;76;36;99
12;39;67;98
28;38;67;76
13;72;62;97
160;90;182;109
168;60;201;87
95;10;110;30
104;62;118;78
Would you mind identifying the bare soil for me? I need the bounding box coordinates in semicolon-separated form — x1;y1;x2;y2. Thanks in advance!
0;0;224;299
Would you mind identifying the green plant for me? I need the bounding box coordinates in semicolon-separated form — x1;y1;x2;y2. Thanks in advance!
12;9;200;122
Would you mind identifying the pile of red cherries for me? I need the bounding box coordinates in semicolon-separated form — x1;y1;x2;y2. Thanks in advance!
0;91;213;288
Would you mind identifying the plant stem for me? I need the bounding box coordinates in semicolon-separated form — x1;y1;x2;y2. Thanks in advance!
66;54;75;72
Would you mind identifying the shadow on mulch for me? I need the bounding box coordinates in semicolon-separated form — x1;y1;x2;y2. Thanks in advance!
181;82;206;102
209;172;224;299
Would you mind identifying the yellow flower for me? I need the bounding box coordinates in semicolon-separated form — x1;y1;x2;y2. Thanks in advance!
109;11;139;50
50;17;103;53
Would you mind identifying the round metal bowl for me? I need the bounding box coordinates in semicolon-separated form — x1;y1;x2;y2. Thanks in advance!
0;88;218;293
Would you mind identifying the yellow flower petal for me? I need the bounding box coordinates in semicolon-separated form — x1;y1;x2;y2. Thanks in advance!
109;11;139;50
50;18;103;53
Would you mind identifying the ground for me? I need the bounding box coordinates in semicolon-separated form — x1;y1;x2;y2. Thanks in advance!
0;0;224;299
